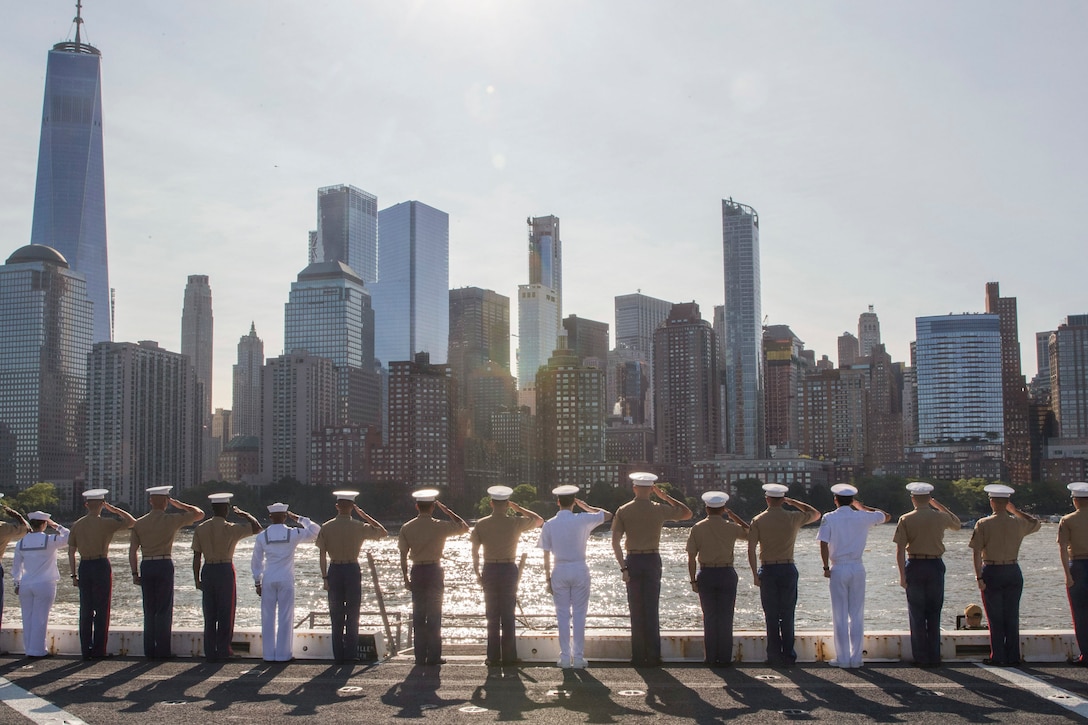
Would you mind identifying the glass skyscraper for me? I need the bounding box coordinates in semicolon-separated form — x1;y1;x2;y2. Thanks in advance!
284;261;378;426
0;245;93;491
372;201;449;368
915;314;1003;443
722;198;765;458
30;23;112;343
517;215;562;398
311;184;378;285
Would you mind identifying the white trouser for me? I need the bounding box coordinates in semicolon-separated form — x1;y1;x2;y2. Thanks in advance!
19;579;57;657
551;563;591;660
829;561;866;666
260;579;295;661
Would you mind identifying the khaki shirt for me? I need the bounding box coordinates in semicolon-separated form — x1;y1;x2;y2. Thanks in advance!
748;507;809;562
69;515;127;558
612;499;685;551
398;516;464;563
1059;508;1088;557
132;509;200;557
316;515;385;561
686;516;747;567
969;512;1040;561
192;517;255;561
892;507;961;557
0;520;27;551
470;513;537;561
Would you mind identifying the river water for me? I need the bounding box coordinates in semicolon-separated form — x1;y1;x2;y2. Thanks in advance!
0;521;1071;636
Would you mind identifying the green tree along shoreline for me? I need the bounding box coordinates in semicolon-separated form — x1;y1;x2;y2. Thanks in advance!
23;475;1075;528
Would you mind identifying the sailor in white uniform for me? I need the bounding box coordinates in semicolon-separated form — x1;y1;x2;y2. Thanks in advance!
817;483;890;668
12;512;69;658
251;502;321;662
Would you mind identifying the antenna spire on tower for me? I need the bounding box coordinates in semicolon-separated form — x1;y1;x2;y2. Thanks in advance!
74;0;84;46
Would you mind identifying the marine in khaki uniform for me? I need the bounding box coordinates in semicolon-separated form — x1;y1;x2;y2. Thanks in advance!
191;493;261;662
611;472;692;667
129;485;205;659
67;488;136;660
0;494;29;635
969;483;1040;666
399;489;469;666
686;491;749;668
316;490;387;665
746;483;820;668
470;485;543;666
893;481;961;668
1059;482;1088;666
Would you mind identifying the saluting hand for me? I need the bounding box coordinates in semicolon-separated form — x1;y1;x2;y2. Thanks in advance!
255;583;262;597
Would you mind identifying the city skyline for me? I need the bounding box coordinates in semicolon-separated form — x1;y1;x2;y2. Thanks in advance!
1;3;1086;409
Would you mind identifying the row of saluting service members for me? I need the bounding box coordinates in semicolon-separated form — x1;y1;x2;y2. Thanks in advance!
1;476;1088;668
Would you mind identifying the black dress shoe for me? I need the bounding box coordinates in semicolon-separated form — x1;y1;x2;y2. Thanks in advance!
425;658;446;666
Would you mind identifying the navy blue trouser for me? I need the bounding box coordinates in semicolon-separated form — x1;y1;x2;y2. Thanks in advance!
327;562;362;663
758;563;798;665
410;564;444;664
78;558;112;658
201;562;236;661
625;553;663;665
697;566;738;665
482;562;519;664
140;559;175;658
1069;560;1088;661
981;563;1024;664
905;558;945;665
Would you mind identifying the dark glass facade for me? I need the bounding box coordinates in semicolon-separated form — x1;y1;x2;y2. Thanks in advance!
30;43;111;343
0;246;93;491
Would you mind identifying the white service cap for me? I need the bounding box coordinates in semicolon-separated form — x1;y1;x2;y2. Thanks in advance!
28;511;49;521
628;472;658;486
208;492;234;504
267;502;289;513
831;484;858;496
146;486;173;496
701;491;729;507
333;490;359;501
487;485;514;501
552;484;579;496
1069;482;1088;498
412;489;440;503
984;484;1015;498
83;488;109;500
906;482;934;495
762;483;788;498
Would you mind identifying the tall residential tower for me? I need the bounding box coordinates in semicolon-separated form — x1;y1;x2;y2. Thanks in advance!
721;198;765;458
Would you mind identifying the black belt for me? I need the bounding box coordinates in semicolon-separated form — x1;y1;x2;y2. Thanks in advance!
143;556;171;561
484;559;517;564
984;560;1017;565
330;560;358;565
763;559;793;565
909;555;941;560
628;550;659;555
81;556;108;561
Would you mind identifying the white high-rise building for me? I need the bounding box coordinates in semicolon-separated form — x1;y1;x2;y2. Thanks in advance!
517;215;562;404
86;341;201;508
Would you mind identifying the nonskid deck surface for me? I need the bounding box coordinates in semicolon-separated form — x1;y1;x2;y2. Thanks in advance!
1;656;1086;724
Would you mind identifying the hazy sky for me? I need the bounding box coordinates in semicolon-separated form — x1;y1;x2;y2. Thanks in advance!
1;1;1085;409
